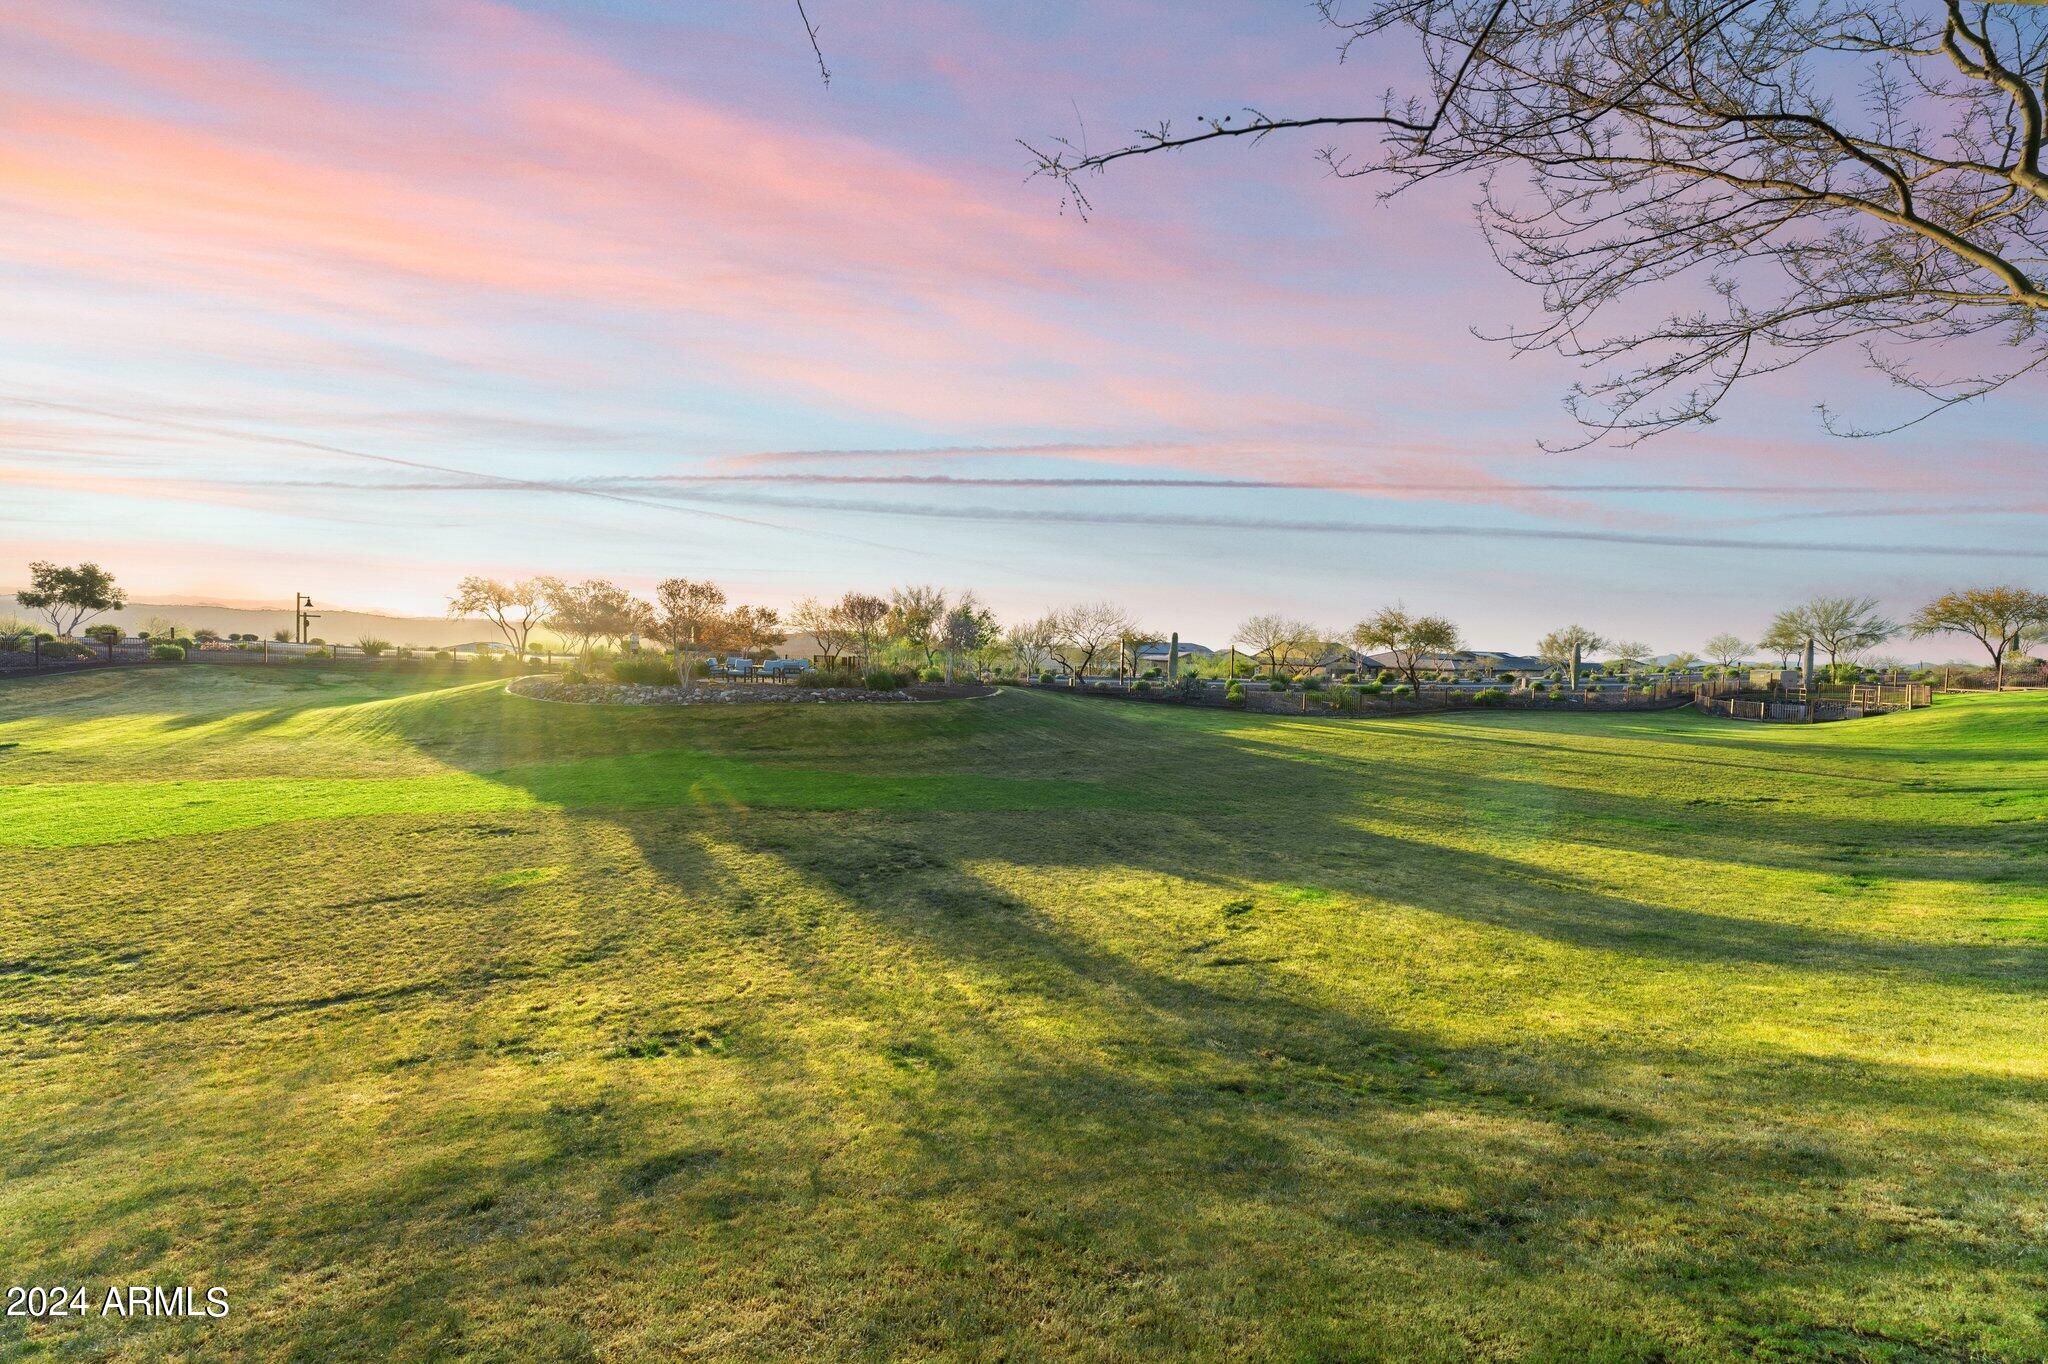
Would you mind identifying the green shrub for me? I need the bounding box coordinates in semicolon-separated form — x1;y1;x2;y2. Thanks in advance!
562;667;589;684
1300;676;1323;691
433;649;452;660
149;643;185;661
1092;682;1110;692
806;667;860;689
609;655;677;685
1225;682;1246;708
864;668;903;691
1473;688;1507;706
355;637;392;657
1389;683;1413;697
920;667;947;684
84;624;121;643
307;647;331;659
1359;681;1383;695
1132;679;1151;693
1038;670;1055;684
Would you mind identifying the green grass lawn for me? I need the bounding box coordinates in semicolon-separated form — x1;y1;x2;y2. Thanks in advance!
3;667;2046;1361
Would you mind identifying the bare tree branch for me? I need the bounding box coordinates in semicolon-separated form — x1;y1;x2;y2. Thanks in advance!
1029;0;2048;440
796;0;830;87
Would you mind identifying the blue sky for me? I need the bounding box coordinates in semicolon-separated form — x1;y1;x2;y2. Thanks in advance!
3;0;2042;653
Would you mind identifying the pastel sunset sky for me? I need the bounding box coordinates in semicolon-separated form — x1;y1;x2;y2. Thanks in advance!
5;0;2043;651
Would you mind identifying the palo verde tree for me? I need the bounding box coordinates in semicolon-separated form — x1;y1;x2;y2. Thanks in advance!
1909;586;2048;689
1028;0;2048;441
449;576;549;657
1537;625;1605;688
16;561;125;637
1703;633;1751;668
1757;617;1808;668
1774;595;1896;668
1606;641;1654;674
1351;606;1460;694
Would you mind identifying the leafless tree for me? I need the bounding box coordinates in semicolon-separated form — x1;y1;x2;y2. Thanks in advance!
1052;602;1135;681
1005;613;1061;675
539;577;643;654
789;596;855;667
1028;0;2048;441
449;576;548;657
839;592;889;668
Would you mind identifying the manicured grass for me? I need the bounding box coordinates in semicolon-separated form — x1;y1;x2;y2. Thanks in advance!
2;666;2046;1360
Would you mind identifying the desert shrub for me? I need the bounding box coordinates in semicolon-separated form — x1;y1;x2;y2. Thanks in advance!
1359;681;1383;695
920;667;947;684
1377;670;1400;685
149;643;185;661
355;637;392;657
1473;688;1508;706
1225;682;1246;708
1038;670;1055;684
273;630;291;643
193;628;221;643
609;655;677;685
84;624;121;643
1389;683;1413;697
864;668;903;691
1092;682;1109;692
1300;676;1323;691
806;666;860;689
306;647;331;659
562;667;589;684
1132;679;1151;693
434;649;452;660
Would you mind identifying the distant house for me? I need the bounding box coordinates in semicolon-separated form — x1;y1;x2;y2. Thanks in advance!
1362;649;1543;678
1134;640;1214;670
448;641;512;655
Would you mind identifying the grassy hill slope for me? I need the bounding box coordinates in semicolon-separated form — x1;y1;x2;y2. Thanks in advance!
2;670;2045;1360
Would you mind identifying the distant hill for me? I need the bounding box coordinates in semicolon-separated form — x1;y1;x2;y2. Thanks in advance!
5;596;502;650
6;594;827;658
